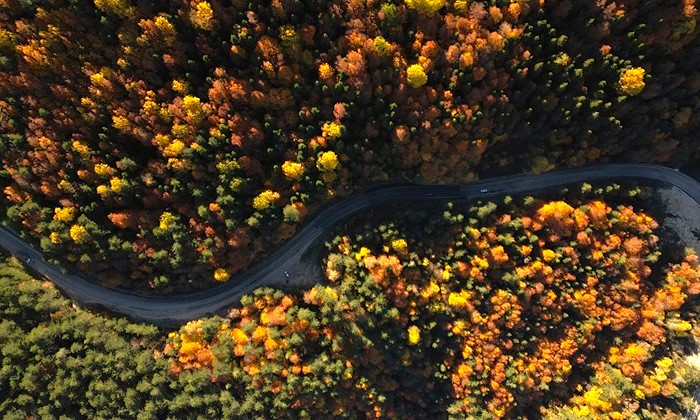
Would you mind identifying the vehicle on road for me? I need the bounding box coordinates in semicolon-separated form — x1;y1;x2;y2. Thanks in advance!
284;270;290;278
18;253;33;264
480;188;488;193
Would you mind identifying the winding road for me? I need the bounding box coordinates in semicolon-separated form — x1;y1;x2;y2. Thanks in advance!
1;163;699;326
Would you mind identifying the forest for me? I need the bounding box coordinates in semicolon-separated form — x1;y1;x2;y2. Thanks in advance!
0;254;254;418
2;182;700;418
1;0;699;291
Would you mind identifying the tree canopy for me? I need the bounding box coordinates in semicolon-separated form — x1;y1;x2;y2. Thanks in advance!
1;1;698;292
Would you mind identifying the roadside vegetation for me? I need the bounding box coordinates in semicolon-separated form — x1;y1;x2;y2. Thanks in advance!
0;255;165;417
0;254;257;418
161;183;700;418
4;182;698;418
1;1;699;292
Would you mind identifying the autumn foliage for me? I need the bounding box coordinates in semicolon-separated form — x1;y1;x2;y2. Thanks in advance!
164;194;700;417
1;1;699;292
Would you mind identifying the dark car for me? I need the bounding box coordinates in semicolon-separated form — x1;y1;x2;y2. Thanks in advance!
18;253;33;264
284;270;290;278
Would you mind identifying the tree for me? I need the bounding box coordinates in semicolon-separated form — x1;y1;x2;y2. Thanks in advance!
316;151;339;172
405;0;445;16
252;190;280;211
619;67;646;96
406;64;427;88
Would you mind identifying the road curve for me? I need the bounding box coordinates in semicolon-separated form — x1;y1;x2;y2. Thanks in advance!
1;163;699;326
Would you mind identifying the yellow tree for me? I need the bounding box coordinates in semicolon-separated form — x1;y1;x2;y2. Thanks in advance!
619;68;646;96
253;190;281;211
69;224;89;244
405;0;445;16
406;64;428;88
191;1;214;30
281;161;305;180
317;151;339;172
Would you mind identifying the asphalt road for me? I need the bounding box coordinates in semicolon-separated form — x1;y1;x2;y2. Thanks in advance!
2;163;699;326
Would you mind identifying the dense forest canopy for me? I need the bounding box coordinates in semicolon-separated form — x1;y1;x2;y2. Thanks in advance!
161;185;700;418
1;0;699;291
0;254;271;418
2;0;700;417
3;181;700;418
